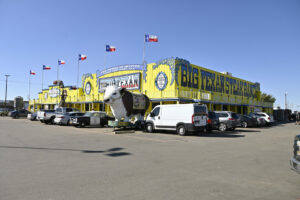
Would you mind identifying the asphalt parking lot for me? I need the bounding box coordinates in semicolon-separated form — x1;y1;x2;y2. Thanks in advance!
0;117;299;200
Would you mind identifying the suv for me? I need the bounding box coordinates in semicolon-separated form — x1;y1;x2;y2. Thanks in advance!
214;111;240;131
254;112;274;126
207;111;220;132
290;134;300;173
9;109;31;118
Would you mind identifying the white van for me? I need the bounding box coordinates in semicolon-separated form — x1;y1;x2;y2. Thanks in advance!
145;104;208;136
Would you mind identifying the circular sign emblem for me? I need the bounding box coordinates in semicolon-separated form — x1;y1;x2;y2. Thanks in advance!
85;82;91;95
44;93;48;99
155;72;168;91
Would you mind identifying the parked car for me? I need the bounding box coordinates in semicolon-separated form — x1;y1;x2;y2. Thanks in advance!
9;109;31;118
54;112;84;125
70;111;114;127
37;109;55;122
249;113;266;126
27;112;37;121
254;112;274;126
240;115;259;128
0;108;12;116
43;107;79;124
145;104;208;136
214;111;240;131
207;111;220;132
290;134;300;173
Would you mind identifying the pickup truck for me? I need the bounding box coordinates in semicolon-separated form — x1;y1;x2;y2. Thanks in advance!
70;111;114;128
37;110;55;122
43;107;79;124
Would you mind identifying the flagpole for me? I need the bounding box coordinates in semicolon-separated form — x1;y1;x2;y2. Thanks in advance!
57;61;59;80
42;68;44;90
29;73;31;100
77;58;80;88
142;34;146;66
142;34;146;93
104;45;107;71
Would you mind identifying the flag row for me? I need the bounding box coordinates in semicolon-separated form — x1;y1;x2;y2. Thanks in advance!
29;34;158;75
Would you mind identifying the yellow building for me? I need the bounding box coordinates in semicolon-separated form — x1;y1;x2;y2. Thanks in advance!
29;58;273;115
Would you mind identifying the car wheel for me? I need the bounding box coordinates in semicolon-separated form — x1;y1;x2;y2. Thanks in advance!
177;125;187;136
50;117;55;125
242;121;247;128
146;123;154;133
80;121;86;128
218;123;227;131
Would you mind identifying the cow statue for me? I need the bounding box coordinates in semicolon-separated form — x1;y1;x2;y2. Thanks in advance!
103;85;150;122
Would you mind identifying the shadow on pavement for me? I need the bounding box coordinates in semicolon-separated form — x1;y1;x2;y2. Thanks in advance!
235;129;261;133
0;146;131;157
197;132;245;138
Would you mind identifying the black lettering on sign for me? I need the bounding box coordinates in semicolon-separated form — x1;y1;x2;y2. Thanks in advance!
201;70;206;90
211;73;215;92
188;65;193;88
225;77;230;94
181;65;187;87
193;68;199;89
206;72;211;91
221;76;225;93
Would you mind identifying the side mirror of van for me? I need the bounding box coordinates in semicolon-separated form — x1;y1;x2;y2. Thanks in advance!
150;112;155;117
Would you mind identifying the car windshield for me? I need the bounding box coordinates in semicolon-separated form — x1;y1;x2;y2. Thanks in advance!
83;112;93;117
231;113;239;119
194;106;206;114
208;112;216;118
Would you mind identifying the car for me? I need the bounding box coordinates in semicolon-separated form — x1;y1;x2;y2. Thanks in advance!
9;109;31;118
214;111;240;131
145;104;208;136
249;113;266;126
54;112;84;125
254;112;274;126
70;111;114;128
27;112;37;121
240;115;259;128
43;107;80;124
206;111;220;132
0;108;13;116
37;109;55;122
290;134;300;173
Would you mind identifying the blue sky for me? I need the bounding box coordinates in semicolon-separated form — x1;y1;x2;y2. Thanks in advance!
0;0;299;110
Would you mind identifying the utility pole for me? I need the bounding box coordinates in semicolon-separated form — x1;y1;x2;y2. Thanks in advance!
285;92;288;110
4;75;10;110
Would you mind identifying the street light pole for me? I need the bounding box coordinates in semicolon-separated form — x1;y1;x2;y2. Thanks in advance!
4;75;10;110
285;92;288;110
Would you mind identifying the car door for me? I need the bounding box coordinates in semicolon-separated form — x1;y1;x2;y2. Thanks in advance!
90;113;100;126
149;106;162;129
21;110;27;117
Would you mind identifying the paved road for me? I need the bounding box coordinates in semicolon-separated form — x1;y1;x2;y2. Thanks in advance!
0;117;299;200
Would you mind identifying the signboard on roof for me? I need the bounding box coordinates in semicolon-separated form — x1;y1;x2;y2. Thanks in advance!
98;73;140;93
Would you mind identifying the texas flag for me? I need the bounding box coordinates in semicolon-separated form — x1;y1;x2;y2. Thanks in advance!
43;65;51;70
58;60;65;65
106;45;116;52
79;54;87;60
145;34;158;42
30;70;36;75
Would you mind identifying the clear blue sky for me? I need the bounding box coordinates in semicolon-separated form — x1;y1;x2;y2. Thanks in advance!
0;0;299;110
